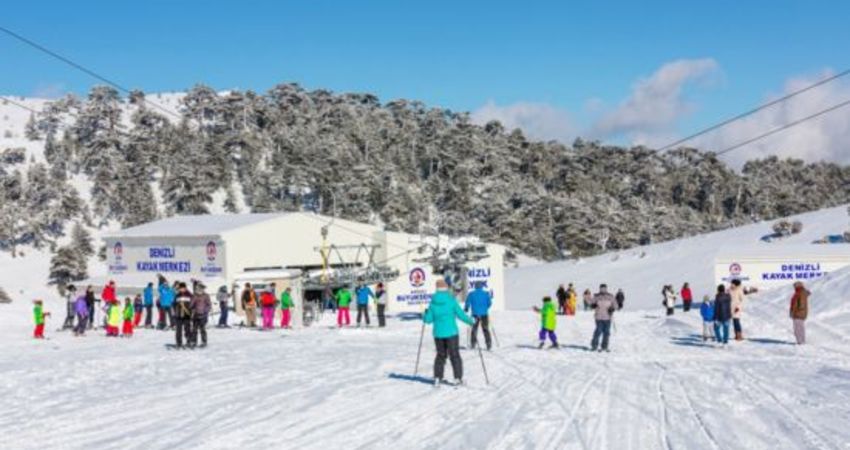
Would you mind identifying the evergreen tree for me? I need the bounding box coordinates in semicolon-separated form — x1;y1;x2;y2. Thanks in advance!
70;222;94;257
48;245;87;296
24;113;40;140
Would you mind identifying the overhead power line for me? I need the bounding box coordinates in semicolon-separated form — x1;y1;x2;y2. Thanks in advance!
714;97;850;156
0;25;182;121
659;68;850;151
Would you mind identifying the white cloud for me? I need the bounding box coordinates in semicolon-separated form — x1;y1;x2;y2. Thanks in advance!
695;69;850;166
471;100;576;143
591;58;719;141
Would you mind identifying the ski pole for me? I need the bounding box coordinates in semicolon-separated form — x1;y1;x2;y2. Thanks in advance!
491;323;500;348
414;320;426;376
477;344;490;385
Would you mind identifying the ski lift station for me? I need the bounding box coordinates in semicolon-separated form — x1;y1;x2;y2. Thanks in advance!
714;244;850;291
97;213;506;324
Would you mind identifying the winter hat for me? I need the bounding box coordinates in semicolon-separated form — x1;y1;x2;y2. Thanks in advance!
436;279;449;290
542;296;552;303
32;299;43;304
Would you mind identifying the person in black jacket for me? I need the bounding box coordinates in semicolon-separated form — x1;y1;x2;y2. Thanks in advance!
189;283;212;348
173;282;193;348
556;284;567;315
712;284;733;346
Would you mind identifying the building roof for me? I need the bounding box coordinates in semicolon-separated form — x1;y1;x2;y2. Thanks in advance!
104;214;289;238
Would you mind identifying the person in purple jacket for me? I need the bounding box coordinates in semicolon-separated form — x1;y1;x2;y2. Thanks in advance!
73;295;89;336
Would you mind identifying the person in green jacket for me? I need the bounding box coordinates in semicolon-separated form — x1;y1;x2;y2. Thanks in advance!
33;299;50;339
122;297;135;337
335;288;353;327
423;279;474;385
533;296;558;349
279;287;294;329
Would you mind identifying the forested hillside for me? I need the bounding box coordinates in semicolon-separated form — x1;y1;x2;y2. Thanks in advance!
3;83;850;260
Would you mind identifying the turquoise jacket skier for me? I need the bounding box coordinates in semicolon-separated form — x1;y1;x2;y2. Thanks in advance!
424;289;474;339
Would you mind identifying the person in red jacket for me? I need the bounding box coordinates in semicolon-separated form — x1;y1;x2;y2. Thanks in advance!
680;282;693;313
101;281;117;304
260;289;276;330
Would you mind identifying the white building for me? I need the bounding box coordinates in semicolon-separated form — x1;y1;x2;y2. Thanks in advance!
96;213;505;319
714;244;850;290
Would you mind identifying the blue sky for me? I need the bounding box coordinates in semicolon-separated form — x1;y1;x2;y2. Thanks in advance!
2;0;849;159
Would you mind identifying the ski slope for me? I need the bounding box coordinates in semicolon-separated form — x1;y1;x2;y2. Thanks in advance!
507;204;850;311
2;259;850;449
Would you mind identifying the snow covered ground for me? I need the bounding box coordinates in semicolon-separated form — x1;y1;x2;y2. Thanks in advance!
2;196;850;448
2;264;850;449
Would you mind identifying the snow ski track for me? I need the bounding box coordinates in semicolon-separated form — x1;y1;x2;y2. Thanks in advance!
654;363;673;450
667;364;720;450
738;368;837;450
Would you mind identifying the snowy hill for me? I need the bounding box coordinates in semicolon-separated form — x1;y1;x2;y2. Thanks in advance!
507;204;850;311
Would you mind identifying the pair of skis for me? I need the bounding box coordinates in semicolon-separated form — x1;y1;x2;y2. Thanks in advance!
414;321;490;385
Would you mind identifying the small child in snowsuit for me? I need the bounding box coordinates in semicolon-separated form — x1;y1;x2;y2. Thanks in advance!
133;294;143;327
106;300;121;337
699;295;715;342
33;299;50;339
533;296;558;349
279;287;294;328
122;297;135;337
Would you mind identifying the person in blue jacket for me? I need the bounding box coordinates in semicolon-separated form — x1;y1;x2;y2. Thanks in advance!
143;282;155;328
158;281;175;330
354;282;375;327
699;295;715;342
464;282;493;350
424;279;474;386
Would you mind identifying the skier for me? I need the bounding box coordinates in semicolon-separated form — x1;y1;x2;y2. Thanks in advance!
375;283;388;327
101;280;117;305
590;284;616;352
260;287;276;330
158;281;175;330
663;285;676;316
423;279;474;386
464;281;493;350
323;285;336;313
355;282;375;327
615;288;625;310
217;286;230;328
143;282;155;328
73;293;88;336
729;279;745;341
789;281;809;345
84;285;96;330
189;283;212;348
132;294;143;327
279;286;294;329
62;285;77;330
335;287;353;327
105;299;121;337
556;284;567;315
32;299;50;339
122;297;134;337
241;283;258;328
681;282;693;313
533;296;558;349
173;282;193;348
582;289;592;311
699;295;715;342
566;283;577;316
713;284;732;346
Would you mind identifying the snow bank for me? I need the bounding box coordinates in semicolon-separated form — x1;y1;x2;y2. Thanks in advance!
507;204;850;311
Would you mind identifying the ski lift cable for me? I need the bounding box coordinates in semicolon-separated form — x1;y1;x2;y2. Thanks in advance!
658;68;850;151
714;97;850;156
301;213;411;252
0;25;183;122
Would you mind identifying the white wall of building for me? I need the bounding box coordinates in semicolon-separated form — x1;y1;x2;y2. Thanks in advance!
714;245;850;290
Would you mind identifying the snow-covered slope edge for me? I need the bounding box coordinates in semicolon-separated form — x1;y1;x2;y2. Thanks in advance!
507;204;850;311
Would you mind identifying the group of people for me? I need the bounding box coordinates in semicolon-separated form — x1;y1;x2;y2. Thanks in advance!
47;282;141;339
661;283;695;316
538;283;622;352
238;282;296;330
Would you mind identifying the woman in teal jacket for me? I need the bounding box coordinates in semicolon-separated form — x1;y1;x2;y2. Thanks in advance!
423;280;474;385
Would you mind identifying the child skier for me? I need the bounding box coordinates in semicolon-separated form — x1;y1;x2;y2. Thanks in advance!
700;295;715;342
279;287;294;329
132;294;143;327
533;296;558;349
122;297;134;337
566;284;577;316
106;300;121;337
33;299;50;339
335;288;353;327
